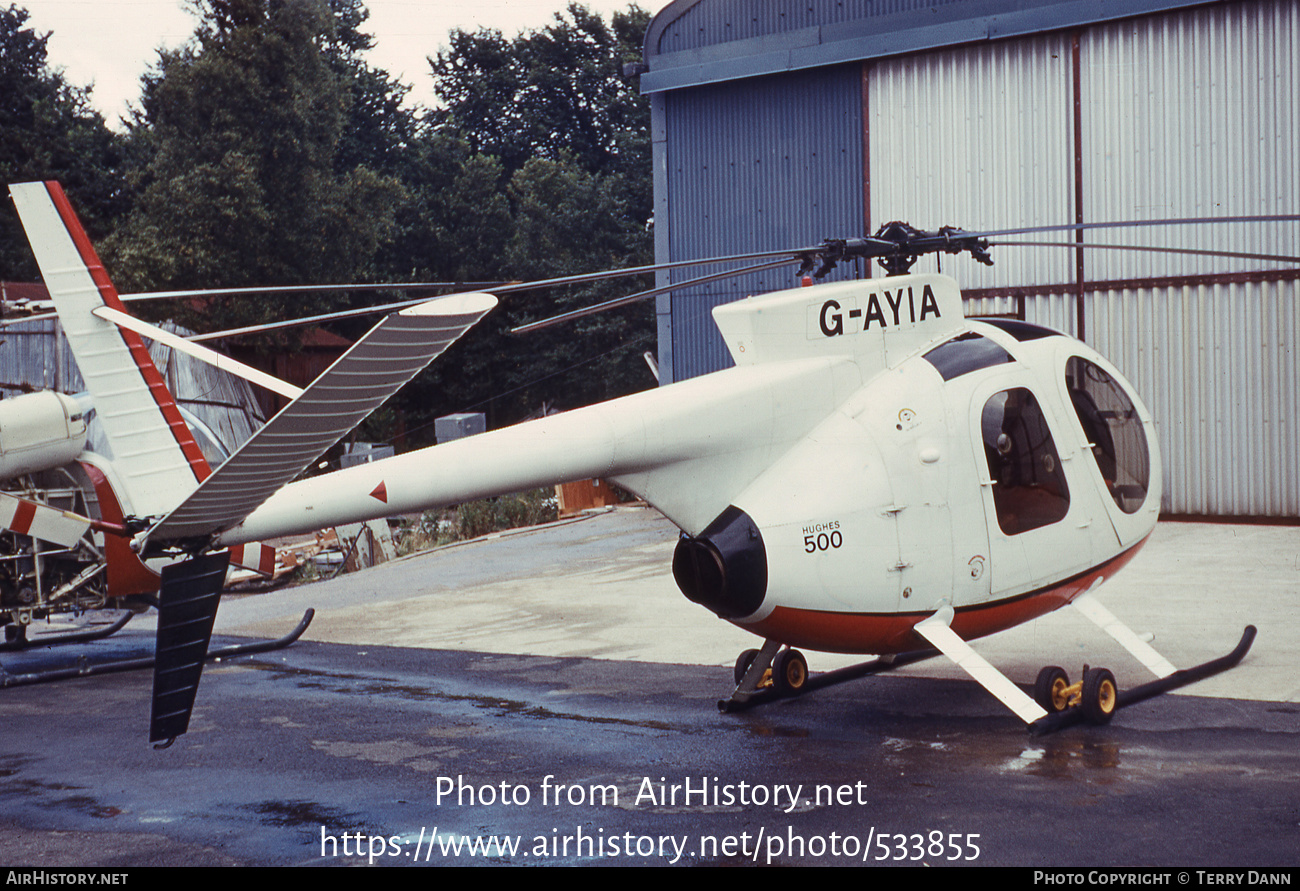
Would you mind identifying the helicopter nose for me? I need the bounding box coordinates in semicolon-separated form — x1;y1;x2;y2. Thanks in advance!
672;505;767;619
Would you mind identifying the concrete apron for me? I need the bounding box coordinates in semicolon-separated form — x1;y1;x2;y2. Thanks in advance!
216;506;1299;704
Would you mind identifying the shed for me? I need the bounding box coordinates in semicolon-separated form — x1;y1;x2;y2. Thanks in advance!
0;316;265;466
640;0;1300;517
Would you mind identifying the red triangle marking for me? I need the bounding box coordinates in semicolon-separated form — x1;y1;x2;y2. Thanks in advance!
369;481;388;503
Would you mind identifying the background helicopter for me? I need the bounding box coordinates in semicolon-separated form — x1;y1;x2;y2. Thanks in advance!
2;180;1292;743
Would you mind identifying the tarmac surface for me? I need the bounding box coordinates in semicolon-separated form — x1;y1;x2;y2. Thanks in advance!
1;506;1297;867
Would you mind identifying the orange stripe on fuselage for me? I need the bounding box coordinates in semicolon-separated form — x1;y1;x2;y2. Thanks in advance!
739;536;1151;655
44;182;210;483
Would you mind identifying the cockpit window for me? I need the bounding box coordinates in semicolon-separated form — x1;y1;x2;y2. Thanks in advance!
924;333;1013;381
1065;357;1149;514
976;318;1061;342
981;388;1070;534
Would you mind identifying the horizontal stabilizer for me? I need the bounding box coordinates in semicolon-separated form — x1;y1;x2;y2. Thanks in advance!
227;541;277;577
149;293;497;541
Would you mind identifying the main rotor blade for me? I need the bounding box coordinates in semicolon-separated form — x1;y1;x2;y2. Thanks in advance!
10;215;1294;338
120;281;507;302
513;233;1300;335
195;253;803;341
2;248;808;333
125;247;807;304
188;294;454;342
972;214;1300;239
991;240;1300;264
485;247;815;297
510;257;799;334
1;284;501;328
93;307;304;397
124;250;821;341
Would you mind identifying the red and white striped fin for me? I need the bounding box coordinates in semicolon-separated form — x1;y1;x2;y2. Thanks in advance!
0;492;92;548
8;182;210;518
149;292;497;541
227;541;277;577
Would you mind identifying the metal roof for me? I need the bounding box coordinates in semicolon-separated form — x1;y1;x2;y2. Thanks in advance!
642;0;1218;93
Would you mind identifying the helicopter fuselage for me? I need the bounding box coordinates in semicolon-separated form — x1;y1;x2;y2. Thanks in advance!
218;273;1161;658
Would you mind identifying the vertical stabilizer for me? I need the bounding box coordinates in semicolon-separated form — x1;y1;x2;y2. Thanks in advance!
9;182;209;517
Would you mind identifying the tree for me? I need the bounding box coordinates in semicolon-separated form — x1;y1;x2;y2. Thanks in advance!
378;134;513;284
379;4;656;435
387;151;654;435
430;3;651;221
105;0;405;342
0;4;122;281
324;0;418;180
499;155;654;410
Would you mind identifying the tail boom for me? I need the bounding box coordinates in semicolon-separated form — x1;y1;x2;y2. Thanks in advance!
218;356;859;546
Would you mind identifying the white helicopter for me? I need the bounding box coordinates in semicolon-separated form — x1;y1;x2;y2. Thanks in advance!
2;181;1271;744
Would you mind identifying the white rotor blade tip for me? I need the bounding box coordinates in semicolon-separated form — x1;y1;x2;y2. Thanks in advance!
402;292;498;317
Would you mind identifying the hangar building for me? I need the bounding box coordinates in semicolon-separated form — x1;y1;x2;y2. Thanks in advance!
637;0;1299;518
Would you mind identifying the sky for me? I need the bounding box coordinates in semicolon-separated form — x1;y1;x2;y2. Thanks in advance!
21;0;665;127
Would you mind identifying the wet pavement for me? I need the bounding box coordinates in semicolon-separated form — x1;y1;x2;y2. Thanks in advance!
1;508;1297;867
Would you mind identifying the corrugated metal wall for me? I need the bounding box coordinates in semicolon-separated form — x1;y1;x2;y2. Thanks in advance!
867;33;1078;294
653;0;1299;516
1079;2;1300;280
1090;280;1300;516
655;0;938;53
868;0;1299;515
658;64;866;381
1078;2;1300;515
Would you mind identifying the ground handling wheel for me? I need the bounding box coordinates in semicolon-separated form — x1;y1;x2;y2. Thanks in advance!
734;648;760;685
772;648;808;696
1080;667;1118;725
1034;666;1071;713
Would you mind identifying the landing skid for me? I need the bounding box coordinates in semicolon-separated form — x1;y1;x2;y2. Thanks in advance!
1028;625;1256;735
0;609;314;689
0;611;134;652
718;642;940;712
718;621;1256;733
